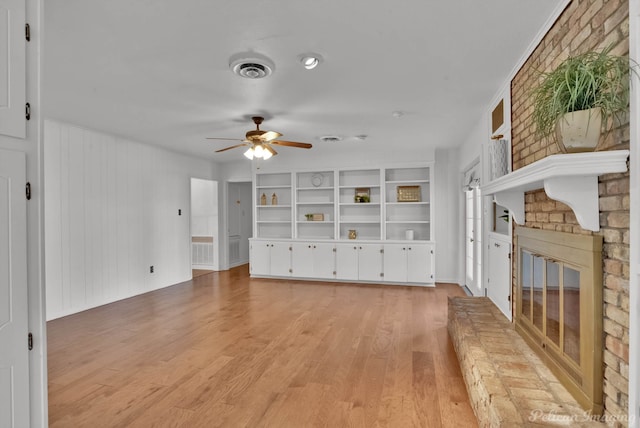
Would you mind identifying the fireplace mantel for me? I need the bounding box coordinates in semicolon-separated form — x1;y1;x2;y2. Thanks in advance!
481;150;629;231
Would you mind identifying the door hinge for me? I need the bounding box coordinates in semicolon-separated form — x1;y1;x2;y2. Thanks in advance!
25;103;31;120
508;295;511;301
508;253;511;259
289;268;292;273
380;249;384;254
28;333;33;350
25;182;31;200
25;23;30;42
380;273;384;277
333;248;336;252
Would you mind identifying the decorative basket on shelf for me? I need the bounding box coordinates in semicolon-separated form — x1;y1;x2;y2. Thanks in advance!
397;185;421;202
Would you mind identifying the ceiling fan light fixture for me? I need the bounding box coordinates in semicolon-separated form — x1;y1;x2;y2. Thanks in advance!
262;149;273;160
299;53;323;70
244;148;255;160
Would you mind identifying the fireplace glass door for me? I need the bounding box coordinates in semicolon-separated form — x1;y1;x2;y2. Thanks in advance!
519;251;581;366
515;226;602;413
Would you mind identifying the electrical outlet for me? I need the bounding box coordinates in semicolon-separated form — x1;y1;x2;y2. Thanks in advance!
150;266;154;273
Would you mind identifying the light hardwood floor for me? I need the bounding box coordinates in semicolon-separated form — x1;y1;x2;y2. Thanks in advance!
48;266;478;427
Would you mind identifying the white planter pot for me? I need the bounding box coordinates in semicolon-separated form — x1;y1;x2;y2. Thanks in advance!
555;107;602;152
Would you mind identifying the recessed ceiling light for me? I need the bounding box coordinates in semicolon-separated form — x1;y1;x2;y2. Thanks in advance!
355;135;368;141
299;53;323;70
392;111;404;118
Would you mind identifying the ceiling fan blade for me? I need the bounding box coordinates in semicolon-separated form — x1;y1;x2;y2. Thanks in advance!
214;143;250;153
261;131;282;142
206;137;245;141
265;144;278;156
270;140;312;149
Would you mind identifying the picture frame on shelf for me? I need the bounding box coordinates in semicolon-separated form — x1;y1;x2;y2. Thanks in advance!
354;188;371;203
397;185;421;202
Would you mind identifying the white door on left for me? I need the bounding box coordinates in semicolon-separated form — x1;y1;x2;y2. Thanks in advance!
0;148;29;427
0;0;26;138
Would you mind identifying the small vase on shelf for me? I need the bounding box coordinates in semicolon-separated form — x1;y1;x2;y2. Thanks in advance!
271;193;278;205
260;193;267;205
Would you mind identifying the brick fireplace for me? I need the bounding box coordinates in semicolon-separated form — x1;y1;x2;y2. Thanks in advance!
510;0;631;421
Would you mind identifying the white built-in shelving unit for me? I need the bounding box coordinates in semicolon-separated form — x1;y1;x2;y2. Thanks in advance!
250;164;435;285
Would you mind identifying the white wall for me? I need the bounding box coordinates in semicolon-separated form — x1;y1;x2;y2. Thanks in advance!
44;120;217;320
434;148;462;283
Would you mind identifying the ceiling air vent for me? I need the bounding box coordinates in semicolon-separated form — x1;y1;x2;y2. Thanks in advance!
229;52;275;79
319;135;343;143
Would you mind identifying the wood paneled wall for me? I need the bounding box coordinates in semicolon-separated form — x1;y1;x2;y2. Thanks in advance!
44;120;216;320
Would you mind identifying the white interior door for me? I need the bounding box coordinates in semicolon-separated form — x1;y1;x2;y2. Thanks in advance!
0;0;26;138
487;236;512;319
0;148;29;427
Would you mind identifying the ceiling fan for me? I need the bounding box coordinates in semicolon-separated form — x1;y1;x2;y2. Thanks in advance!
207;116;312;160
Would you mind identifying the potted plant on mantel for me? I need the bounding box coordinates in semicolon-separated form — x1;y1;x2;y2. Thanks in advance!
531;46;634;153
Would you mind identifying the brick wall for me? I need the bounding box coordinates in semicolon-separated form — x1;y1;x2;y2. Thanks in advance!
510;0;630;425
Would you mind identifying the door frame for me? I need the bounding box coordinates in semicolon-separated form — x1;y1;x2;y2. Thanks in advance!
462;160;482;295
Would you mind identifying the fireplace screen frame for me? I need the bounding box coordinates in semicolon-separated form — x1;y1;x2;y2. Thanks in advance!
515;226;603;414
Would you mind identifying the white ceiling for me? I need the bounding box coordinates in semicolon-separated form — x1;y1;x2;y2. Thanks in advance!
44;1;560;163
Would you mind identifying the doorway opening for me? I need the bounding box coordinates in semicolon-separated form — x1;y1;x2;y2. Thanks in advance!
190;178;219;277
227;182;252;268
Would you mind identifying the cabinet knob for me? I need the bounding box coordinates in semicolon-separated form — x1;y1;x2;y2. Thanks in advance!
313;245;316;249
308;245;312;248
494;242;501;248
430;250;433;254
353;246;357;250
359;246;362;250
402;247;406;250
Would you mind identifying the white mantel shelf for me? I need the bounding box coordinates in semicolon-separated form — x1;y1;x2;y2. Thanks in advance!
480;150;629;232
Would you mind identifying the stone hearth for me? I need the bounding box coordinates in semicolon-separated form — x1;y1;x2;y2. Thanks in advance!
448;297;606;427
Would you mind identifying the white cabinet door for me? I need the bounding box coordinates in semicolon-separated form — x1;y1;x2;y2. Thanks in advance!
0;149;29;427
0;0;25;138
291;242;314;278
313;243;336;279
383;244;407;282
270;242;292;277
250;241;271;275
407;244;430;283
358;243;383;282
488;236;511;319
335;243;358;280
